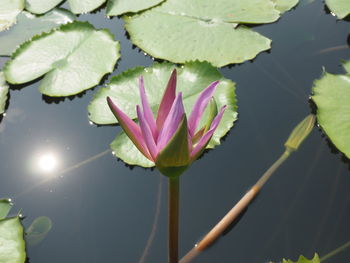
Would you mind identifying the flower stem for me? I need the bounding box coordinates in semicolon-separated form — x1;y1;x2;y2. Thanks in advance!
180;150;291;263
169;176;180;263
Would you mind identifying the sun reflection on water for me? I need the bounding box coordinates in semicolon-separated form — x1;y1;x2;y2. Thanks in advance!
37;153;59;173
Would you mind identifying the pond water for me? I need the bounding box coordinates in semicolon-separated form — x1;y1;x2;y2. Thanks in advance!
1;1;350;262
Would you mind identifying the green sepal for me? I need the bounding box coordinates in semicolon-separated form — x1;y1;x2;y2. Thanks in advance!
284;114;315;152
156;116;190;177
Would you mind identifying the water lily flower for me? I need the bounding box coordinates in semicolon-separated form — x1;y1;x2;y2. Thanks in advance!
107;69;226;177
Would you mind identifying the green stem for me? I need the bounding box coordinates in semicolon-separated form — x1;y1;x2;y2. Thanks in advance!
169;177;180;263
320;240;350;262
255;150;291;189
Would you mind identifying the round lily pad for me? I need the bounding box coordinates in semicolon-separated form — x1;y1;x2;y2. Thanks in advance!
124;0;286;67
0;217;26;263
312;62;350;159
325;0;350;19
4;21;120;97
89;61;237;167
0;9;76;56
25;0;106;14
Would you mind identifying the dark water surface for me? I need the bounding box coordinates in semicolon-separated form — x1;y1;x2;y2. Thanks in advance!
1;1;350;262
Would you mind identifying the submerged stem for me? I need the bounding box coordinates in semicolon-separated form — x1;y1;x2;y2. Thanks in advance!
320;240;350;262
180;115;315;263
180;150;291;263
169;177;180;263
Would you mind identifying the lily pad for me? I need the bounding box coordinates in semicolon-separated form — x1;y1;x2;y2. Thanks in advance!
25;0;106;14
0;72;9;115
4;21;120;97
0;199;12;220
124;0;286;67
0;0;24;31
106;0;165;16
0;217;26;263
282;254;320;263
0;9;75;56
273;0;299;13
325;0;350;19
26;216;52;246
25;0;62;14
312;61;350;159
89;62;237;167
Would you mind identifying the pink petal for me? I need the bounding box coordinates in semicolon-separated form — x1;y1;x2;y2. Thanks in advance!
188;81;219;137
107;97;152;161
190;105;227;161
157;92;185;150
139;76;157;139
156;69;177;130
137;105;159;161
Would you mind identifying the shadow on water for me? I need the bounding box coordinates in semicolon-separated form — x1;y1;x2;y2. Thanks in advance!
42;90;89;104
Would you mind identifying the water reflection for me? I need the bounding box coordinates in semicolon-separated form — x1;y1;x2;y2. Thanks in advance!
37;153;58;173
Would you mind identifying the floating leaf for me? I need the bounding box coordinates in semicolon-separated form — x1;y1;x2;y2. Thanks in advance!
0;0;24;31
0;72;9;115
26;216;52;246
124;0;284;67
312;61;350;159
281;254;320;263
273;0;299;13
106;0;165;16
89;62;237;167
25;0;106;14
0;217;26;263
0;199;12;220
0;9;75;56
4;21;120;97
325;0;350;19
25;0;62;14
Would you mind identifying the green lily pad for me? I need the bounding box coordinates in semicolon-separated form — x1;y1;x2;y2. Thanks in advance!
4;21;120;97
273;0;299;13
0;199;12;220
325;0;350;19
124;0;286;67
312;61;350;159
0;216;26;263
106;0;165;16
282;254;320;263
25;0;62;14
0;199;25;263
0;217;26;263
89;61;237;167
0;72;9;115
26;216;52;246
0;9;75;56
0;0;24;31
25;0;106;14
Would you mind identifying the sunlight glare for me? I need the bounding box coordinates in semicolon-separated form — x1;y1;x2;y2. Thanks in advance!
38;153;58;173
